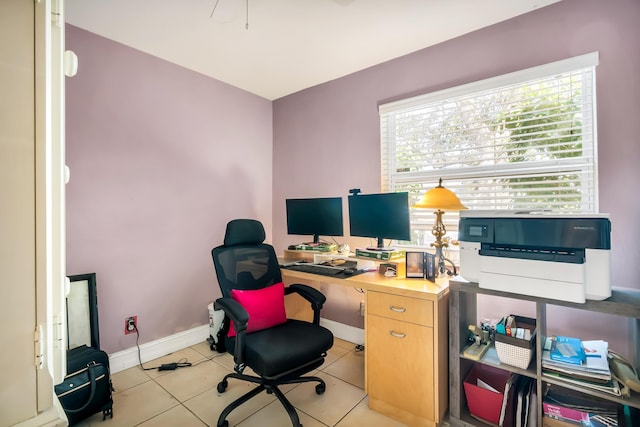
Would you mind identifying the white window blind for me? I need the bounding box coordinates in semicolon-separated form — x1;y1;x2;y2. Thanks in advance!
380;52;599;248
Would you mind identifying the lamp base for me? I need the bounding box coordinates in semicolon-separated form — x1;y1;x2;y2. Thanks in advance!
434;246;457;277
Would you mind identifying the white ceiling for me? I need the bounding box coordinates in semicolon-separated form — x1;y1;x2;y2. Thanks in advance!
65;0;561;100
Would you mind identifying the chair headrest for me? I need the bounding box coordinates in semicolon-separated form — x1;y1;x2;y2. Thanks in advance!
224;219;266;246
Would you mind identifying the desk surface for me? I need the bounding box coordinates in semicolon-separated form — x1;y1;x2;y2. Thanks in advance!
281;265;449;300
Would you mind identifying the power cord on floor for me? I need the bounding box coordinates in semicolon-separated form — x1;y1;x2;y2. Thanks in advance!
133;323;193;371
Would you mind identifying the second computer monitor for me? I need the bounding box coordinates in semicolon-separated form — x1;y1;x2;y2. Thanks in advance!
348;191;411;250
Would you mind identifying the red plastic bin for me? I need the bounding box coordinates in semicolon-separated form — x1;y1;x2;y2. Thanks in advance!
463;363;511;425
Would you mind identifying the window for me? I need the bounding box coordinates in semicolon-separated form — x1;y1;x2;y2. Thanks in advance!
380;52;599;249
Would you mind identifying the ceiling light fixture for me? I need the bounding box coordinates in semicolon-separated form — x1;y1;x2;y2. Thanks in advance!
210;0;250;30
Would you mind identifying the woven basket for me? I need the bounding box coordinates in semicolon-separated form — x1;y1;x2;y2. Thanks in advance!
494;315;536;370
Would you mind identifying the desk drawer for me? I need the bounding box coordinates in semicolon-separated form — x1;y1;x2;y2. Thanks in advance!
367;291;433;326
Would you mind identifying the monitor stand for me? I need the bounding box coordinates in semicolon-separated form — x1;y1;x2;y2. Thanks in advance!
366;246;396;252
366;237;397;252
291;242;336;252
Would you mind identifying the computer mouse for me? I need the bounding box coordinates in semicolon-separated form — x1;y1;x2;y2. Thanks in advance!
343;268;355;275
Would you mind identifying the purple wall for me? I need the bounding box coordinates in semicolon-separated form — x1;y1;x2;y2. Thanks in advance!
272;0;640;354
65;25;272;353
66;0;640;356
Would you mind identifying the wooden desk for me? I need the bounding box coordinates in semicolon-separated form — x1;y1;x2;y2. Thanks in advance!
281;267;450;427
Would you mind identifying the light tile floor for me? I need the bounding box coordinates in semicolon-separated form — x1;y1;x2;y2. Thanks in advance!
76;338;409;427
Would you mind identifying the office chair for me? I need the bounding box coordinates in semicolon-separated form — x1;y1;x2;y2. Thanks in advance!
211;219;334;427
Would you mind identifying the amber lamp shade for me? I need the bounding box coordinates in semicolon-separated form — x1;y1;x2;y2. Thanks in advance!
413;178;468;211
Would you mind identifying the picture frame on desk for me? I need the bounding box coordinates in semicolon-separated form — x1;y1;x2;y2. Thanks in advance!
406;251;425;278
425;252;437;282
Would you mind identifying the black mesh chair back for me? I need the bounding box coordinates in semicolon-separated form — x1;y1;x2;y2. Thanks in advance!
213;219;282;297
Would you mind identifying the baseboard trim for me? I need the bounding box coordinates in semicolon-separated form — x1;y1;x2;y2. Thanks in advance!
320;318;365;345
109;319;364;374
12;399;68;427
109;325;209;374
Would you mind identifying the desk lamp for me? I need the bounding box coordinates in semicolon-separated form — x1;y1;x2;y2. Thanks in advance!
413;178;467;276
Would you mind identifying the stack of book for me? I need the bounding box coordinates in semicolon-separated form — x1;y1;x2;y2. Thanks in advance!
541;336;621;396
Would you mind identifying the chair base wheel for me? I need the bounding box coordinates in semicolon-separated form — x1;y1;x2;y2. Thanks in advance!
217;380;228;393
315;383;325;394
217;421;229;427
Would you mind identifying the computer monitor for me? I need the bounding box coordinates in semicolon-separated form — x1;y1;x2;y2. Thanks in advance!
285;197;344;244
348;192;411;250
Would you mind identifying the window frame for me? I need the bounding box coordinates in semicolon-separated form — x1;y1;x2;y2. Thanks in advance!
379;52;600;250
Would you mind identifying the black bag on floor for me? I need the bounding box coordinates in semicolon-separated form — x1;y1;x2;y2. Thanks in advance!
55;345;114;425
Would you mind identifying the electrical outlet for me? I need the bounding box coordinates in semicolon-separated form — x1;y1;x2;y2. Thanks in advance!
360;301;365;316
125;316;137;335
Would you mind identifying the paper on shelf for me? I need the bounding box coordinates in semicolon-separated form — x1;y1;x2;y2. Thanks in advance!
477;378;499;393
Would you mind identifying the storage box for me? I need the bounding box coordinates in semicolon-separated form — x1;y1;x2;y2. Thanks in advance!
378;262;399;275
463;364;512;425
495;315;536;369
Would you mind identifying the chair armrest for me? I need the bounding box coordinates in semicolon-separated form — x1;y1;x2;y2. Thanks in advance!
214;297;248;328
286;284;326;325
286;283;327;305
214;297;248;370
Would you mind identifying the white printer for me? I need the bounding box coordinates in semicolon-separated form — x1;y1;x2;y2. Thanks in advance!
458;211;611;303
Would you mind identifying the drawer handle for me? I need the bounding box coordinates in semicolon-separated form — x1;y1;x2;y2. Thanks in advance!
389;305;406;313
389;330;406;338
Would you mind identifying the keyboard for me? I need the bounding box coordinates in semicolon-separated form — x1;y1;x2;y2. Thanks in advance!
284;263;345;276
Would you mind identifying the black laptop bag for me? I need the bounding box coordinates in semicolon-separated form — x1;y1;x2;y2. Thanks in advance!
55;273;113;425
55;344;114;425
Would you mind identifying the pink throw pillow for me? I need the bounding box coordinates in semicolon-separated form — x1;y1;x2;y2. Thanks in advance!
227;282;287;337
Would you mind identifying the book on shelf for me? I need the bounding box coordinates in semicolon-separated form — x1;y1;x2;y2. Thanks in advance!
542;384;620;426
499;374;517;426
497;375;536;427
549;336;586;366
515;377;535;427
527;385;537;427
542;371;621;397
